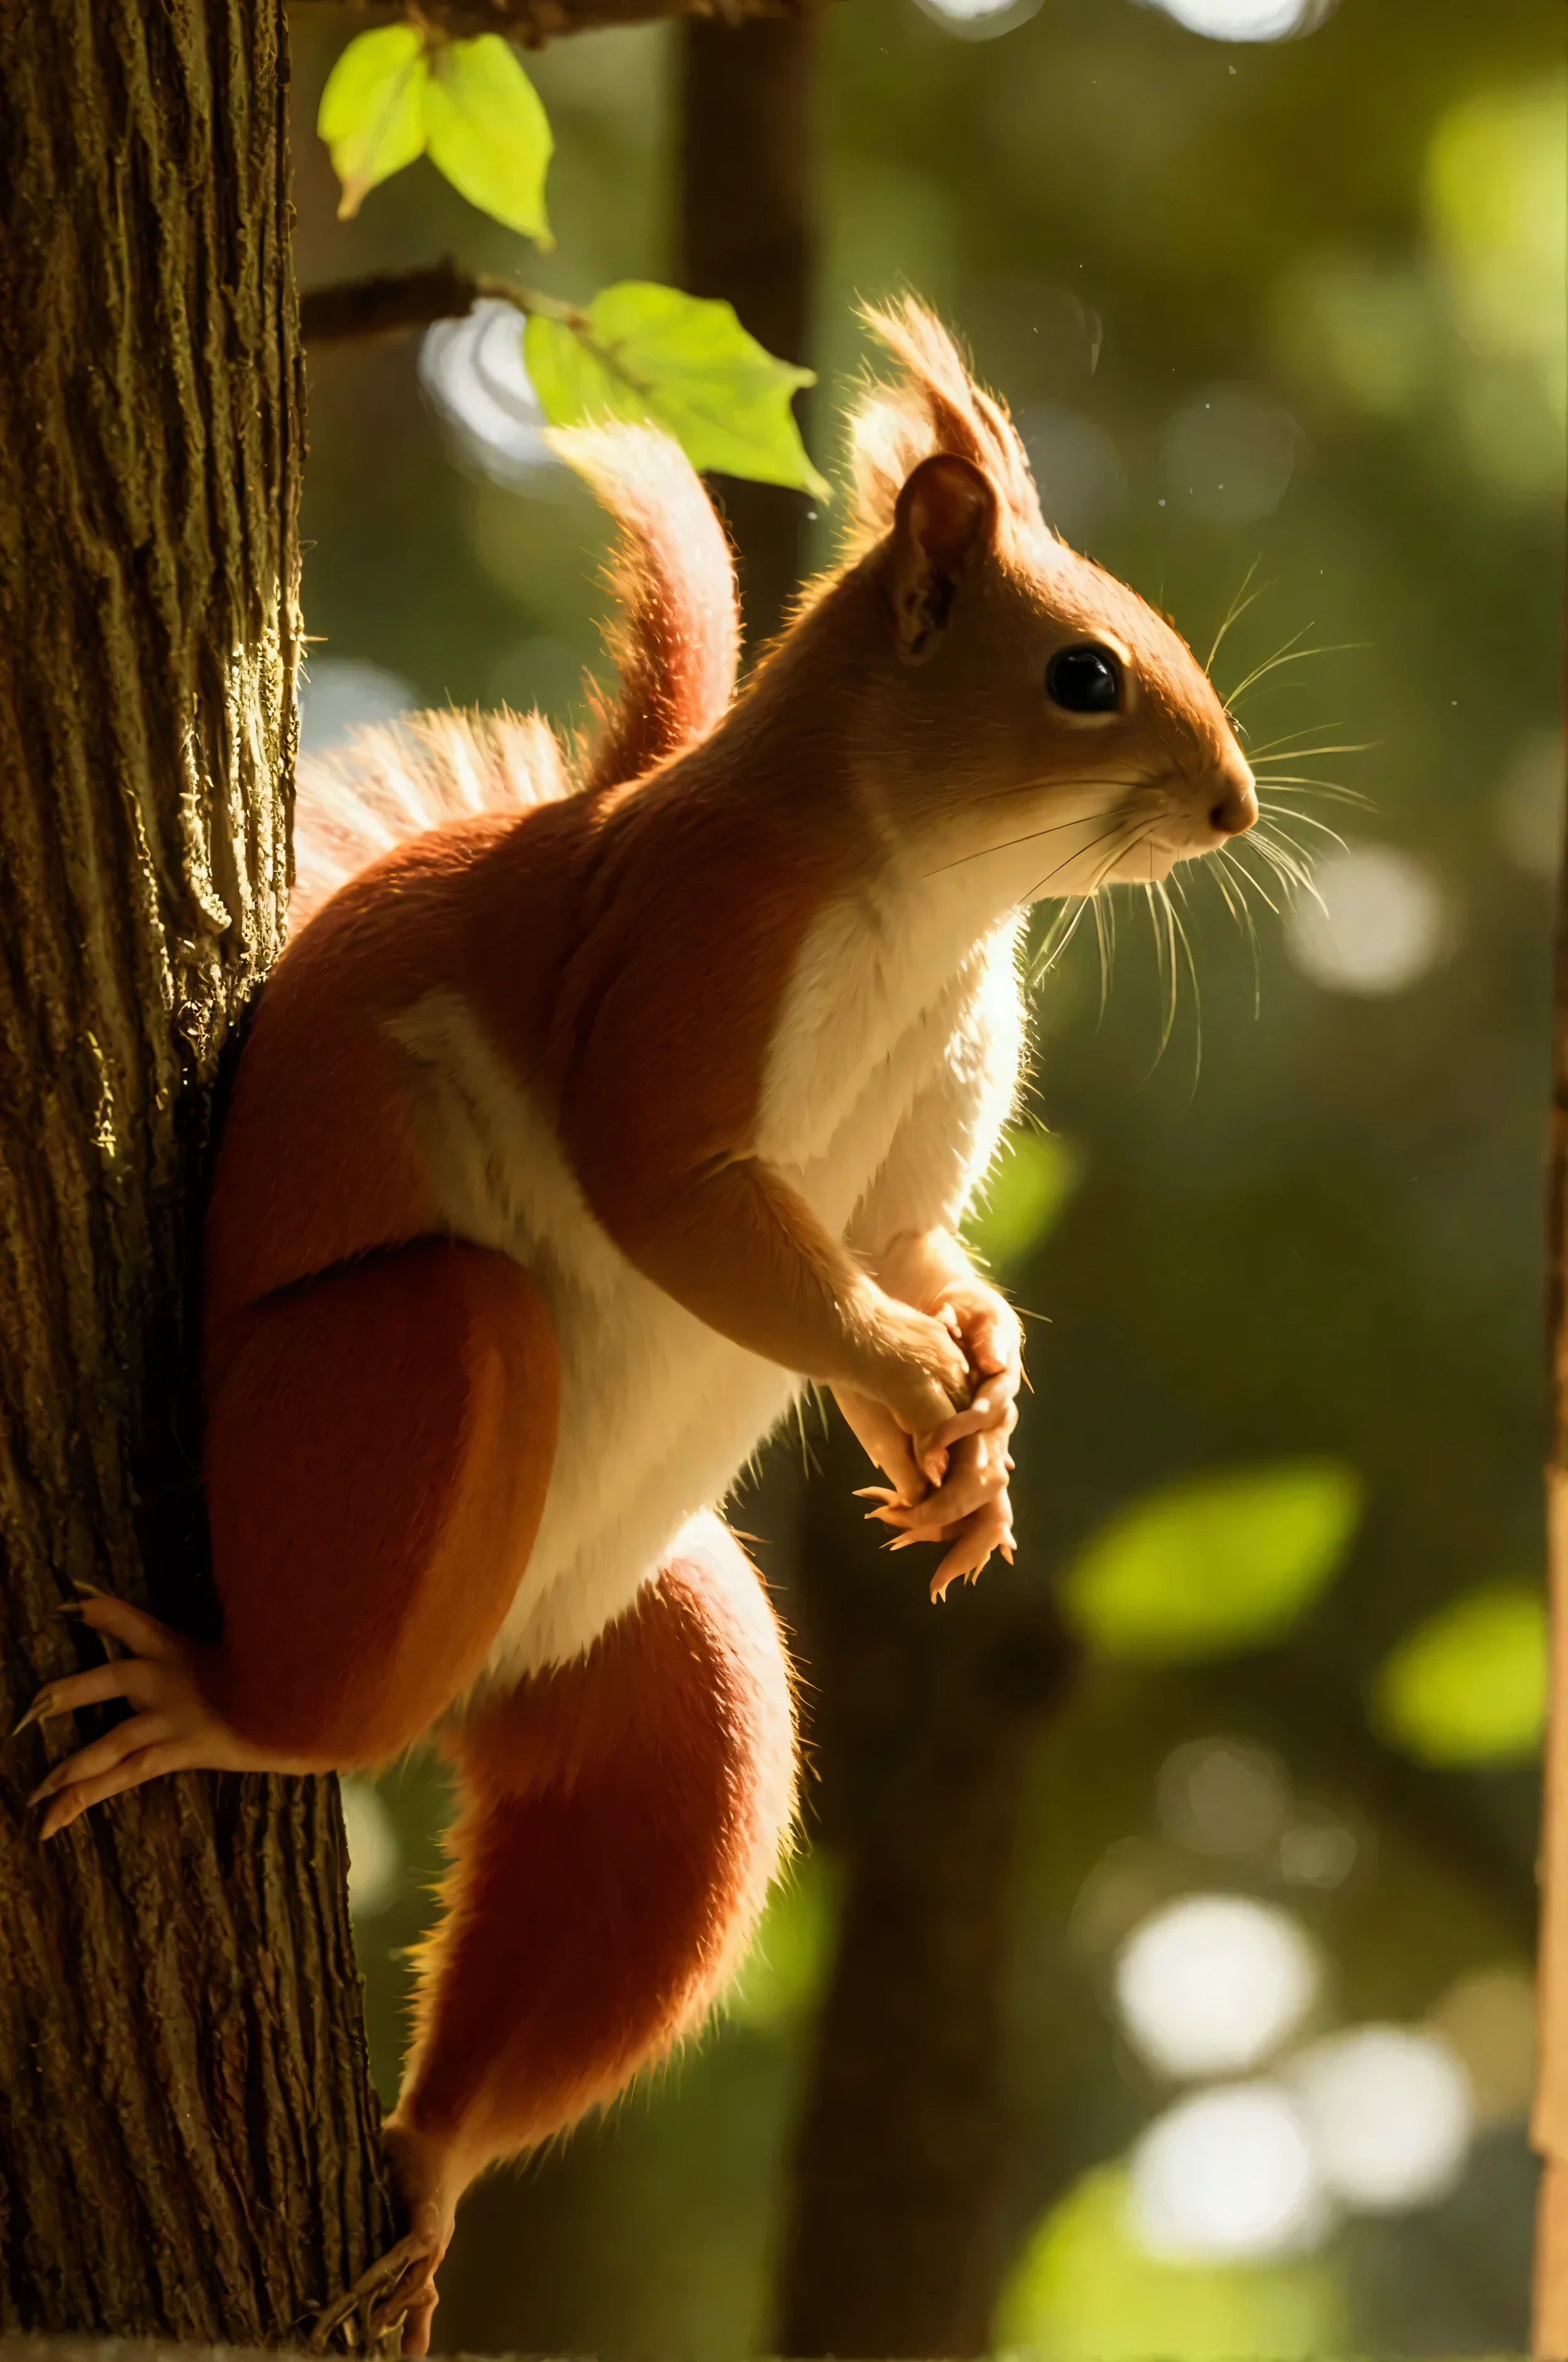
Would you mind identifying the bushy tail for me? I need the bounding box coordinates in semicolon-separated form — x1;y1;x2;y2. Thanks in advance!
290;709;571;934
553;423;740;795
289;427;739;935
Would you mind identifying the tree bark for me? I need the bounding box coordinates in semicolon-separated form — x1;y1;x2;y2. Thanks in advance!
1532;725;1568;2355
0;3;393;2339
773;1419;1079;2359
678;11;819;648
293;0;824;46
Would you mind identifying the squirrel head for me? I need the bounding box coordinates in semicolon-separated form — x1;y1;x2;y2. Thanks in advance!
819;302;1257;911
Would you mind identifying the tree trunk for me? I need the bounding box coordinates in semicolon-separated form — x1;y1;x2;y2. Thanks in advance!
678;11;819;648
0;3;393;2338
1532;731;1568;2354
773;1418;1079;2358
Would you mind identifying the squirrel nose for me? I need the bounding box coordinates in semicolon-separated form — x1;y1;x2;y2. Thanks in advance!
1209;770;1258;838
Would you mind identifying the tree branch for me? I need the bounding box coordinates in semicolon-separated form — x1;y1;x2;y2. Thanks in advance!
298;258;577;343
291;0;822;48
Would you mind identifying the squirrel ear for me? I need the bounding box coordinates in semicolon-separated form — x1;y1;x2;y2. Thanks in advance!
887;452;998;662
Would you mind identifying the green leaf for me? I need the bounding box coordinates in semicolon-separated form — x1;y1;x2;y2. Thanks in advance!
1372;1583;1547;1766
526;282;827;495
1061;1460;1362;1665
423;36;553;246
964;1129;1081;1272
318;24;430;221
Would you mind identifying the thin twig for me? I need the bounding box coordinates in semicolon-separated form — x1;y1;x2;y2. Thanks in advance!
299;257;585;344
292;0;819;52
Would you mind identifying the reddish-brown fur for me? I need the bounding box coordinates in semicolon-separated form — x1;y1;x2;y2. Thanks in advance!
400;1514;793;2159
184;422;814;2326
204;1240;557;1763
25;307;1257;2348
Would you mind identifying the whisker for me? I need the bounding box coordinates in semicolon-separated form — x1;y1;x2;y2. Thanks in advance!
1221;843;1286;915
1239;719;1344;756
1144;872;1168;988
1031;894;1093;979
1247;831;1324;909
1160;879;1202;1087
1260;816;1346;855
1021;815;1157;908
1252;819;1319;871
1206;557;1270;677
1092;891;1113;1015
1140;878;1172;1047
1157;879;1178;1052
1250;742;1377;766
1250;773;1373;807
1221;624;1310;708
1224;638;1366;710
973;772;1153;806
1210;849;1263;1013
1256;803;1348;848
925;800;1152;879
1249;834;1314;892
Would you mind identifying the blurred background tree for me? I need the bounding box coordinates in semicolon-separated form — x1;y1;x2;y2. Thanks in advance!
290;0;1564;2353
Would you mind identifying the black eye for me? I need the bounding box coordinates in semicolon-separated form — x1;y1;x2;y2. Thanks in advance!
1046;645;1121;714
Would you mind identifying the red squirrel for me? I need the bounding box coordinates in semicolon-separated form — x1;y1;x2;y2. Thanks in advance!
15;303;1255;2346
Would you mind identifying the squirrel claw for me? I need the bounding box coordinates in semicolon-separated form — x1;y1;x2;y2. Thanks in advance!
307;2230;437;2356
10;1691;54;1739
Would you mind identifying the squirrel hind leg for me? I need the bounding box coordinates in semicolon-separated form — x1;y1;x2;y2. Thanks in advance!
205;1239;559;1771
383;1511;797;2293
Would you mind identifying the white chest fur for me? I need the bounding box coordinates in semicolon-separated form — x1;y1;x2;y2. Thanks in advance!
390;874;1025;1686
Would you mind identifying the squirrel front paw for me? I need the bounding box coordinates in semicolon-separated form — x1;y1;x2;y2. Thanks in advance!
860;1420;1017;1597
846;1272;1023;1596
856;1300;972;1467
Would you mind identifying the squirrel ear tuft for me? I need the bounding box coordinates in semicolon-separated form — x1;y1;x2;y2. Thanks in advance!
887;452;997;662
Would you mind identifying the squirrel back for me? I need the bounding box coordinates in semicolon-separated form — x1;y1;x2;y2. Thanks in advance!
289;423;739;934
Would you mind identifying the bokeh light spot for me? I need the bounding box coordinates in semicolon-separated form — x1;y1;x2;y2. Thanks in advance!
1020;405;1128;546
340;1775;401;1920
420;299;562;489
1284;842;1454;996
1289;2026;1472;2211
1138;0;1336;35
298;659;416;756
1157;1737;1292;1857
1130;2083;1327;2260
1495;727;1565;879
1429;1967;1537;2125
1278;1814;1358;1890
910;0;1043;43
1162;384;1299;523
1115;1894;1319;2079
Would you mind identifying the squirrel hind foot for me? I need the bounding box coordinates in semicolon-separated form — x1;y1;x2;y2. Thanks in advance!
304;2217;447;2358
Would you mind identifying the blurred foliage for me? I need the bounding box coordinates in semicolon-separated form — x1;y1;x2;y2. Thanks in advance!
1373;1585;1548;1770
993;2161;1344;2362
1060;1461;1361;1663
726;1849;844;2032
293;0;1564;2348
965;1126;1084;1273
